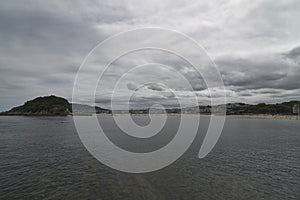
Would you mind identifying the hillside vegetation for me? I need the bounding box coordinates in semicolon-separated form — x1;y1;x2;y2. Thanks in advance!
1;95;72;116
227;101;300;115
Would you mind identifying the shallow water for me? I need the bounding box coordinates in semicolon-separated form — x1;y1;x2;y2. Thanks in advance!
0;115;299;199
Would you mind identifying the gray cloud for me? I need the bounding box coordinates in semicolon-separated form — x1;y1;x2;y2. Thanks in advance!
216;48;300;93
146;84;165;91
0;0;300;110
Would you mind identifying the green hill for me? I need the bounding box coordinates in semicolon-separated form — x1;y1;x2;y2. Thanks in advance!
1;95;72;116
227;101;300;115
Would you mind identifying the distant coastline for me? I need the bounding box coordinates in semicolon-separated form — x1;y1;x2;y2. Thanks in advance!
1;95;299;120
228;114;300;121
128;113;300;121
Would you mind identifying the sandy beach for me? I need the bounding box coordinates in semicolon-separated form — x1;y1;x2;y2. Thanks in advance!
229;115;300;121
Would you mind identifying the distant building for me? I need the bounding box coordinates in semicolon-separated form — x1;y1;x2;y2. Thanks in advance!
293;104;300;115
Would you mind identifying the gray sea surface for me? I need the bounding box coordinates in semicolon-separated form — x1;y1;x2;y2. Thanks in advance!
0;115;299;199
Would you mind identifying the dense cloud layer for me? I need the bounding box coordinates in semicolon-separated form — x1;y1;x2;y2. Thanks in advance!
0;0;299;110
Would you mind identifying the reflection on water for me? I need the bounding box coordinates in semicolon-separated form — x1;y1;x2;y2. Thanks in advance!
0;115;299;199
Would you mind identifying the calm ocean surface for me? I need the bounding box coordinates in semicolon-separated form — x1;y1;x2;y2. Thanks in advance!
0;115;299;199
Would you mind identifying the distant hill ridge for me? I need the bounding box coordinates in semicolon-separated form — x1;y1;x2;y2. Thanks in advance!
0;95;299;116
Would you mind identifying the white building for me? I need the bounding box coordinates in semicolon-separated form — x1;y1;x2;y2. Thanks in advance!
293;104;300;115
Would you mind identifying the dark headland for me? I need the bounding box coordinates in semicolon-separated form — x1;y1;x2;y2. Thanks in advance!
0;95;111;116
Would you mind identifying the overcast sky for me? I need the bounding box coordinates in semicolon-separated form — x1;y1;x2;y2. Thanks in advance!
1;0;300;111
